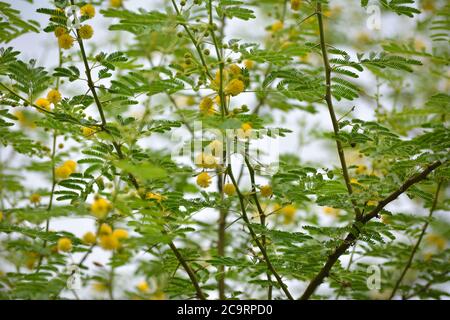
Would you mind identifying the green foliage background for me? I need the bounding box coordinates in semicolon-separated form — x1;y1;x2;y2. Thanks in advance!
0;0;449;300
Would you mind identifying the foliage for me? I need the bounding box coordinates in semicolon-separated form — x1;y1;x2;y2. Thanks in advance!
0;0;448;300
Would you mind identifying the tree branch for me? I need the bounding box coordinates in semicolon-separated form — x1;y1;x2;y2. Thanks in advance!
299;160;443;300
388;181;442;299
227;165;294;300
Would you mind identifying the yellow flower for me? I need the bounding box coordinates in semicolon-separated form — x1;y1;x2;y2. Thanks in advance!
35;98;51;112
244;59;254;69
323;206;340;217
196;172;212;188
92;282;108;292
55;165;72;179
98;224;112;236
29;193;41;204
366;200;378;207
145;192;166;202
224;79;245;96
80;4;96;18
380;214;390;224
238;122;252;139
350;178;360;185
355;165;367;175
99;234;120;250
195;152;217;169
78;25;94;40
64;160;77;173
426;234;446;251
91;197;112;219
199;97;215;115
150;291;166;300
0;211;3;222
82;126;96;137
112;229;129;239
260;185;273;198
228;64;241;77
54;26;67;38
291;0;301;11
271;21;284;32
208;139;223;156
137;281;150;293
281;205;296;224
58;33;74;50
57;237;72;252
47;89;62;104
414;38;426;51
25;252;39;270
223;183;236;196
110;0;123;8
422;0;435;12
82;232;97;245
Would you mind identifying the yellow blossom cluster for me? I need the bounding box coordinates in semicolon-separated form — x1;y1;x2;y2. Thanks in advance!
55;160;77;179
90;196;112;219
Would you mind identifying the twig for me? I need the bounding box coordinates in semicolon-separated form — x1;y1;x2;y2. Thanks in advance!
299;160;443;300
388;181;443;299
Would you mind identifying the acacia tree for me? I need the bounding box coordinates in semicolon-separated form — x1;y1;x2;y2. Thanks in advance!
0;0;448;300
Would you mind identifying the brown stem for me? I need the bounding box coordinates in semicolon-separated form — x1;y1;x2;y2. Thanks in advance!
388;181;442;299
316;2;362;220
227;165;294;300
71;0;205;299
299;160;442;300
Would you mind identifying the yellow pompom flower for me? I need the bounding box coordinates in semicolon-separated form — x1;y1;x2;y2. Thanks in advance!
380;214;391;224
110;0;123;8
82;126;96;137
271;21;284;32
291;0;301;11
366;200;378;207
80;4;96;18
78;25;94;40
223;183;236;196
112;229;129;239
137;281;150;293
58;33;74;49
355;165;367;175
196;172;212;188
350;178;360;185
224;79;245;96
64;160;77;173
55;165;72;179
228;64;241;77
150;291;166;300
323;206;340;217
47;89;62;104
99;223;113;236
99;234;120;250
35;98;51;112
244;59;254;69
92;282;108;292
57;237;73;252
30;193;41;204
238;122;252;139
54;26;67;38
199;97;215;115
426;234;446;251
82;232;97;245
281;205;296;224
91;197;112;219
260;185;273;198
195;153;217;169
145;192;166;203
